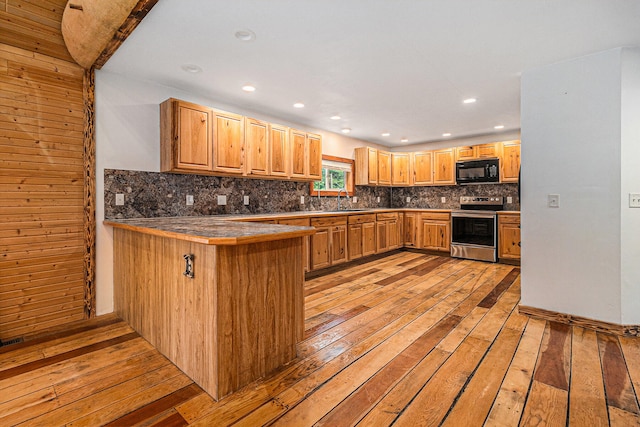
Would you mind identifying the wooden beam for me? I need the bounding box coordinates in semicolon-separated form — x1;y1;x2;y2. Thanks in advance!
83;66;96;318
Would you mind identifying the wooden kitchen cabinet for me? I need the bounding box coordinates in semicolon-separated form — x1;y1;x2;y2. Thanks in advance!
433;148;455;185
355;147;379;185
310;216;347;270
411;151;434;186
212;109;245;174
160;98;213;173
378;150;392;186
391;153;410;186
376;212;400;253
455;142;500;161
269;124;289;177
245;118;269;177
501;140;521;183
348;213;376;260
290;129;322;181
403;212;418;247
419;212;450;252
498;213;521;261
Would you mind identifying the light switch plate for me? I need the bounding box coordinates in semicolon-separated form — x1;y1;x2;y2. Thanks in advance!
300;195;304;204
406;197;411;203
186;195;194;206
377;196;381;203
507;196;513;204
630;193;640;208
548;194;560;208
217;195;227;206
244;195;250;206
115;193;124;206
441;197;446;203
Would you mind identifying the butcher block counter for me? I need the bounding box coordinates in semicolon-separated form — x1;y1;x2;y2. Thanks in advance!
105;217;315;400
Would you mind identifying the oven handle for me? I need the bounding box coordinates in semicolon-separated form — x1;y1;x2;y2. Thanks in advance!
451;211;497;219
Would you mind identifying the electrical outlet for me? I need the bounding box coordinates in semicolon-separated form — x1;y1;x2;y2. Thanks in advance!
300;195;305;204
630;193;640;208
406;197;411;203
244;195;250;206
115;193;124;206
547;194;560;208
186;195;194;206
217;195;227;206
441;197;446;203
507;196;513;204
352;196;358;203
377;196;381;203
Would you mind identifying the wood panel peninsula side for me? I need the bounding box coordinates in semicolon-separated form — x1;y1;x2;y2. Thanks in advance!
104;217;315;400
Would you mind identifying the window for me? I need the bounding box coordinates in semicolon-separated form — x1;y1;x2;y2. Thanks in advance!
310;155;355;196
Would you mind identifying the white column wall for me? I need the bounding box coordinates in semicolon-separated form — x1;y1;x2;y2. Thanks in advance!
520;48;623;323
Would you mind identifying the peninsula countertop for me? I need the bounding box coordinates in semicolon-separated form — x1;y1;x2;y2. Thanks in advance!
104;216;315;245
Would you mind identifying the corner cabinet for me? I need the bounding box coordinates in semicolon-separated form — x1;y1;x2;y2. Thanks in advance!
498;213;521;261
160;98;213;173
391;153;410;186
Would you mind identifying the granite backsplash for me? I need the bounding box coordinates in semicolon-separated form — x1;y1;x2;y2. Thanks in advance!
104;169;519;219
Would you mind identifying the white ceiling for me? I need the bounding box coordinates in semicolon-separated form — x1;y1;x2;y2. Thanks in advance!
103;0;640;147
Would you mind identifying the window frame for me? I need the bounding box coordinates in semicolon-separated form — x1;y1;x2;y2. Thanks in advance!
310;154;355;197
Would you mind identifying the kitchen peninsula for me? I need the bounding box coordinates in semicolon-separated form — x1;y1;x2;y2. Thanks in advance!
104;217;315;400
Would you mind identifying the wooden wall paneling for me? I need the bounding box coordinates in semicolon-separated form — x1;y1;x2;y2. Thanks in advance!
0;42;86;340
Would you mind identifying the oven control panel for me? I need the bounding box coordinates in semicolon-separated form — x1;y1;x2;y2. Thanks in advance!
460;196;504;205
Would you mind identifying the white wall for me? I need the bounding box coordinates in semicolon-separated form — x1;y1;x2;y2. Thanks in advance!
393;130;521;153
95;70;384;315
521;48;626;323
620;48;640;324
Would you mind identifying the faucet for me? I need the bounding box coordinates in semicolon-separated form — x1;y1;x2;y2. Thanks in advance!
337;188;347;211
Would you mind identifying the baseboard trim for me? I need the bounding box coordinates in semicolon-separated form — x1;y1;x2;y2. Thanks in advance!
518;305;640;337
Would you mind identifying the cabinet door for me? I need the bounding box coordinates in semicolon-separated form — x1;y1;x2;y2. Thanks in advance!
501;140;521;183
391;153;410;186
435;222;450;251
404;213;417;247
213;110;245;174
499;224;521;259
420;220;438;250
433;148;455;185
376;221;388;252
270;124;289;177
290;129;307;178
161;99;213;172
245;118;269;176
331;225;348;265
307;133;322;180
412;151;433;185
311;227;330;270
378;151;392;186
362;222;376;256
477;142;499;158
367;148;378;184
387;219;400;250
348;223;363;261
455;146;476;161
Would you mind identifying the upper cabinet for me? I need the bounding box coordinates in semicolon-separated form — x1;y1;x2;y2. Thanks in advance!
378;150;392;185
433;148;455;185
160;98;321;182
391;153;410;186
411;151;433;186
355;147;378;185
455;142;500;161
212;109;245;174
160;99;213;173
501;140;521;183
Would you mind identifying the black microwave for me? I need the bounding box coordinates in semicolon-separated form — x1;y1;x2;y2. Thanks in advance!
456;158;500;184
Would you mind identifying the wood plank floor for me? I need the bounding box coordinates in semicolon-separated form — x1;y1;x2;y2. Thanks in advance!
2;251;640;426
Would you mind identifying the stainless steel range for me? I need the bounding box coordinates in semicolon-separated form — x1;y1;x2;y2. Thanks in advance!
451;196;504;262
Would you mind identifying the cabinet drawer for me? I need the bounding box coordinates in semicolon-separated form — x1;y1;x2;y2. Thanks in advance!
311;216;347;227
498;214;521;225
420;212;450;221
278;218;310;226
348;213;376;224
376;212;399;221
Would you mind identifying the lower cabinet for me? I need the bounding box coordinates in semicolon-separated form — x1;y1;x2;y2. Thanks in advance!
376;212;401;253
403;212;418;247
418;212;451;252
347;213;376;261
310;216;347;270
498;213;521;261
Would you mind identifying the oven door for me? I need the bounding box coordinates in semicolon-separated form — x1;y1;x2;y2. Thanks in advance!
451;211;498;262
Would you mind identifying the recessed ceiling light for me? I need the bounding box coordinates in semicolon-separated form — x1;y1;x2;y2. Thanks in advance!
234;29;256;42
242;84;256;92
494;125;505;129
442;133;452;137
330;115;341;120
381;132;390;137
341;128;351;134
463;98;477;104
181;64;202;73
401;138;408;143
293;102;305;108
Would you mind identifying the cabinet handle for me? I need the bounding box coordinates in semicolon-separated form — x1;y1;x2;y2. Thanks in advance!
183;254;194;279
518;242;521;247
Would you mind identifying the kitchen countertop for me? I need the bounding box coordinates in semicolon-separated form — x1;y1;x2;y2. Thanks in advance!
104;217;315;245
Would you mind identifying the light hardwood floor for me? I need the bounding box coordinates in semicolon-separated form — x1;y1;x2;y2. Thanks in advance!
1;251;639;426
